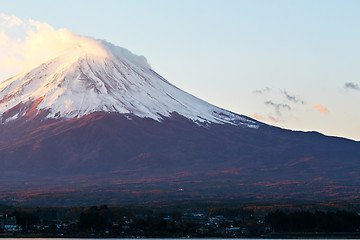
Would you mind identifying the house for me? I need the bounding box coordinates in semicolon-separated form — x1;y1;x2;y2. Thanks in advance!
4;224;22;232
0;212;22;232
226;226;241;233
0;213;17;229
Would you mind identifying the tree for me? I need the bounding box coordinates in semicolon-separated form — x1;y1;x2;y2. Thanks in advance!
13;211;40;231
78;206;108;232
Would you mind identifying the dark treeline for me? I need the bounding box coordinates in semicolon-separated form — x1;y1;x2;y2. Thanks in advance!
2;203;360;237
208;207;253;217
77;205;199;236
266;210;360;232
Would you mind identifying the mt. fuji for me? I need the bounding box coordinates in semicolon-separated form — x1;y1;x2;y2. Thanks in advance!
0;38;359;206
0;40;257;128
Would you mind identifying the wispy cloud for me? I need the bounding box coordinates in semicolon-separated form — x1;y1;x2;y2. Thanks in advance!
265;100;291;115
268;116;281;122
315;104;329;114
344;82;359;90
253;87;271;94
281;90;305;104
251;113;281;123
251;113;266;121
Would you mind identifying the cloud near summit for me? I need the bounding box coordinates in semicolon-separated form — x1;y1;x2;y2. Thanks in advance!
0;13;107;78
0;13;23;27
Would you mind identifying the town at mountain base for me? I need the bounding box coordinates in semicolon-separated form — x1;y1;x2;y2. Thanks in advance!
0;203;360;237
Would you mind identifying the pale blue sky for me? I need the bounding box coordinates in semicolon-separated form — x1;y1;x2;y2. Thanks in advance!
1;0;359;140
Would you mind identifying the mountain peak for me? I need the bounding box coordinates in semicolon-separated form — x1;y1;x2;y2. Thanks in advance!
0;39;258;128
36;38;151;72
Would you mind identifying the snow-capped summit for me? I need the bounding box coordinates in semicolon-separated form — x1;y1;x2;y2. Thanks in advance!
0;38;258;128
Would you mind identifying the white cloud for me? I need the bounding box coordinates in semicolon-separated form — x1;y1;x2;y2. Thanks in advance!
0;13;108;79
0;31;8;44
0;13;24;27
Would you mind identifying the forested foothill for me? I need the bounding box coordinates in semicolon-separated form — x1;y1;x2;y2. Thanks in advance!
266;210;360;232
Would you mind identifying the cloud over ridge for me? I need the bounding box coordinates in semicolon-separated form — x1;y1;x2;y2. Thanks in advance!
0;13;109;79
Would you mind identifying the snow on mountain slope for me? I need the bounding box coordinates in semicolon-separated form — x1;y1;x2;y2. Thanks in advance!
0;39;259;128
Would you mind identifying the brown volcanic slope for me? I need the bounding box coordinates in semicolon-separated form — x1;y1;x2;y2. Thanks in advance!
0;112;359;206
